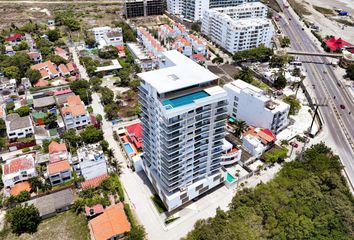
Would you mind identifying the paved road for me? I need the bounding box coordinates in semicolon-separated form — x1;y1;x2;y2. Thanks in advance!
278;1;354;190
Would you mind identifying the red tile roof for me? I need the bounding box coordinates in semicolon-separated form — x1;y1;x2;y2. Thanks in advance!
59;64;70;75
126;123;143;149
47;160;71;175
324;36;353;52
81;174;108;189
10;181;31;196
115;45;124;51
35;79;49;87
48;141;67;154
89;203;130;240
85;204;104;216
61;95;86;117
3;157;34;175
5;33;24;42
54;89;72;96
31;60;59;77
243;126;276;144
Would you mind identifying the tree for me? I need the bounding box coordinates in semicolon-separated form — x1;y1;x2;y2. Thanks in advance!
77;88;92;105
15;106;30;117
279;36;291;48
129;79;140;91
6;102;15;113
44;112;58;129
100;140;109;152
3;66;20;80
284;95;301;115
346;63;354;80
114;21;136;42
48;55;67;65
0;137;6;150
69;80;90;93
80;126;104;144
126;89;135;100
96;114;103;123
191;22;201;32
273;70;287;90
62;129;82;149
235;67;253;83
16;190;30;202
233;120;247;137
128;225;147;240
233;45;272;62
89;77;102;91
13;40;29;51
292;67;301;77
269;54;288;68
6;204;41;234
104;103;119;120
116;68;131;86
98;46;118;59
26;69;41;85
0;118;6;137
47;28;61;42
99;87;114;105
84;31;96;48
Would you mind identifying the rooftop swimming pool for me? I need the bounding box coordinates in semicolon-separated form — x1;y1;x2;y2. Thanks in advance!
123;143;134;155
162;90;209;109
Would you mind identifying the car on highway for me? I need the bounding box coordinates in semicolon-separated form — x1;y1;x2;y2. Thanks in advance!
340;104;346;109
302;27;304;30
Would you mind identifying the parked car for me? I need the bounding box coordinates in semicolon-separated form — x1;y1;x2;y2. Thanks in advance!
340;104;346;109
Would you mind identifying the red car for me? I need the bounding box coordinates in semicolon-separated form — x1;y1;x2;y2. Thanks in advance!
340;104;345;109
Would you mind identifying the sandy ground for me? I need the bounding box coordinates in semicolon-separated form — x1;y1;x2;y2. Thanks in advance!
299;0;354;43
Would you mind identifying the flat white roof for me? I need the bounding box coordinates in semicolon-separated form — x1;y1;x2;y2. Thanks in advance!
95;59;122;72
126;42;150;60
224;79;263;94
138;50;218;94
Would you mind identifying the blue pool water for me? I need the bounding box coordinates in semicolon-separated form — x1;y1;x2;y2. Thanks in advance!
162;91;209;109
226;173;235;183
124;143;134;154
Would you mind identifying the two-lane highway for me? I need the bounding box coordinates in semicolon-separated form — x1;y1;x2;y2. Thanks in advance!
277;2;354;190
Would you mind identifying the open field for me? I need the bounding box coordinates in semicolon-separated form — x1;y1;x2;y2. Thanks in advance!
0;211;90;240
0;2;123;31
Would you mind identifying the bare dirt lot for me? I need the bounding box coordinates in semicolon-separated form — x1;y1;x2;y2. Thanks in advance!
288;0;354;43
0;2;123;31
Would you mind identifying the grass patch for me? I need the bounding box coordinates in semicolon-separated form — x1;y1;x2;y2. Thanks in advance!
287;0;311;17
332;18;354;26
261;145;288;164
124;203;137;227
151;194;167;213
313;5;334;15
1;211;90;240
251;79;270;90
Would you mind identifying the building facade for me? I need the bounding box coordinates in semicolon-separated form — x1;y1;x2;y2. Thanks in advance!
61;95;90;130
167;0;256;21
5;113;34;140
224;80;290;133
77;145;108;180
201;2;273;53
124;0;164;18
138;50;227;211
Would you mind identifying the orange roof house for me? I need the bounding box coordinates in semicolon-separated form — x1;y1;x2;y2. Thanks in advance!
61;95;87;117
10;181;31;196
59;64;70;76
47;160;71;175
34;79;49;87
243;126;276;145
31;60;59;80
81;174;108;190
48;141;67;154
89;203;131;240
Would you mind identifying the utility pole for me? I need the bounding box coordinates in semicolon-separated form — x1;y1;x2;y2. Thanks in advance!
308;99;328;135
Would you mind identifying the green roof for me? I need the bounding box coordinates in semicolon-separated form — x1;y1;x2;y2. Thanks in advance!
49;129;58;136
32;111;47;120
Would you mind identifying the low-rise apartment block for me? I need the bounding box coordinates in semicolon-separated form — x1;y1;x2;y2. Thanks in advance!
47;160;72;185
61;95;90;130
202;2;273;53
137;27;165;59
224;80;290;133
77;145;108;180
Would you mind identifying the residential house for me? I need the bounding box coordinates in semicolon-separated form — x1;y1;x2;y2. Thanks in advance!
48;141;69;163
5;113;34;140
0;78;17;95
2;154;37;187
126;42;158;71
242;126;276;156
89;203;131;240
21;77;32;90
47;160;72;185
28;52;42;63
35;79;49;87
81;174;108;190
31;60;60;81
61;95;90;129
54;47;70;61
23;188;74;218
9;181;31;196
91;27;123;49
125;122;143;151
115;45;126;58
5;33;24;45
58;64;70;77
137;27;164;59
33;95;56;112
77;144;108;180
172;35;193;57
85;204;104;218
5;45;14;56
187;34;208;56
54;89;75;106
95;59;122;75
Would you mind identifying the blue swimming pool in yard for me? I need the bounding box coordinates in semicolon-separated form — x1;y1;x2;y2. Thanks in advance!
123;143;134;154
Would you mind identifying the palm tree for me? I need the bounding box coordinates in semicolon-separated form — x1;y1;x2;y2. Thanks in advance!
233;120;247;137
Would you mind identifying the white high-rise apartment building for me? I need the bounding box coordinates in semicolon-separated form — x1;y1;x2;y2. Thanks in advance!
167;0;255;21
224;80;290;133
138;50;228;211
202;2;273;53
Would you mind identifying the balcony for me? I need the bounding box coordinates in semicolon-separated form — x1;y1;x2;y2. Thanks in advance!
214;114;227;122
194;140;208;149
